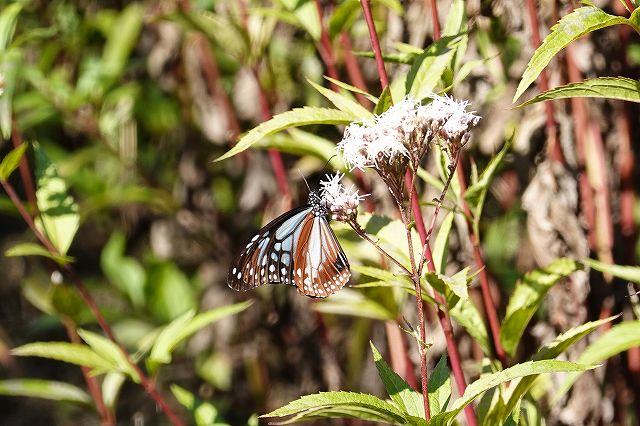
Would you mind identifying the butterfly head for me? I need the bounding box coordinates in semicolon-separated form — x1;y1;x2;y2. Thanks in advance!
308;191;329;218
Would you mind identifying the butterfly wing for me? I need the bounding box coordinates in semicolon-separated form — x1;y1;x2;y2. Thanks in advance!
293;216;350;297
228;206;312;291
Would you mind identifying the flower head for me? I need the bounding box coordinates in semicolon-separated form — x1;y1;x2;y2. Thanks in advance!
320;172;367;222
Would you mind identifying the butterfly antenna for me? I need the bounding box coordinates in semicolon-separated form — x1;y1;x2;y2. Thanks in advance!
297;169;312;192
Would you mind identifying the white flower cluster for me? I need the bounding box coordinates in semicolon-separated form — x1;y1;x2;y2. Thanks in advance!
338;94;480;171
319;172;367;222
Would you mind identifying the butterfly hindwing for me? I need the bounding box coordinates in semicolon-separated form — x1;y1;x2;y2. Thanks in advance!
293;216;350;298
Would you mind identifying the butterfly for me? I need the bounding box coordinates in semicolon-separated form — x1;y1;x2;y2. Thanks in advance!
228;191;350;298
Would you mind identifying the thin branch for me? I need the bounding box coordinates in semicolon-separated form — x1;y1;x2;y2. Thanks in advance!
1;179;185;426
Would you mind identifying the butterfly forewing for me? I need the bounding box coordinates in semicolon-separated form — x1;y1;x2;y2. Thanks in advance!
228;206;310;291
228;194;350;298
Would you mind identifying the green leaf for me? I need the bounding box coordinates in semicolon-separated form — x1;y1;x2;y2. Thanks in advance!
307;79;373;119
147;262;197;322
371;342;425;419
77;330;140;382
0;142;28;181
0;48;22;139
513;6;640;102
517;77;640;106
149;301;252;366
101;372;125;410
324;76;378;103
102;4;143;81
432;212;455;274
503;315;618;418
429;360;597;426
0;3;21;50
374;86;394;115
5;242;73;265
34;143;79;256
0;379;91;404
100;231;146;308
255;129;342;168
171;384;229;426
216;107;357;161
463;140;511;236
313;289;395;320
449;297;491;355
500;258;581;357
428;355;451;416
261;391;408;424
582;258;640;283
327;0;360;39
556;320;640;400
11;342;115;371
423;268;469;300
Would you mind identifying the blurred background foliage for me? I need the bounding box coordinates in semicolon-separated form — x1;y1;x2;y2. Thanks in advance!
0;0;638;425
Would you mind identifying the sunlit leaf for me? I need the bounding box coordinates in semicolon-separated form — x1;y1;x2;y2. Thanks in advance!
582;258;640;284
428;355;451;416
216;107;357;161
518;77;640;106
12;342;115;371
5;242;73;265
171;384;230;426
0;379;91;404
555;320;640;401
432;211;455;274
429;360;597;426
101;372;125;410
307;79;372;119
261;391;408;424
0;142;28;181
500;258;581;357
313;288;395;320
0;3;22;50
77;329;140;382
371;342;424;419
513;6;640;102
33;143;79;256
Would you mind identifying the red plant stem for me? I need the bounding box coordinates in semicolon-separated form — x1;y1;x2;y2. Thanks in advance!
360;0;389;89
456;161;508;367
565;45;598;252
253;68;291;199
0;180;185;426
340;33;370;107
407;173;477;426
63;319;115;426
423;0;441;40
524;0;564;163
10;123;37;210
313;0;340;90
195;36;242;141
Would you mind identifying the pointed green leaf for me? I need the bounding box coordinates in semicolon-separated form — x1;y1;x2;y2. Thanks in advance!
5;242;73;265
0;379;91;404
371;342;425;419
504;315;618;417
513;6;640;102
429;360;597;425
463;140;511;235
149;301;252;366
307;79;372;119
556;320;640;401
423;268;469;300
33;143;79;256
0;3;22;50
500;258;581;357
325;76;378;103
313;289;395;320
254;128;340;165
100;231;146;308
216;107;357;161
0;142;28;181
261;391;408;424
517;77;640;106
432;212;455;274
449;297;491;356
101;372;125;410
12;342;115;371
171;384;228;426
102;4;143;81
582;258;640;284
428;355;451;416
77;330;139;382
374;86;394;115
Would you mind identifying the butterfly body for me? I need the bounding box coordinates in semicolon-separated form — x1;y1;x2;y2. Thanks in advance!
228;192;350;298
